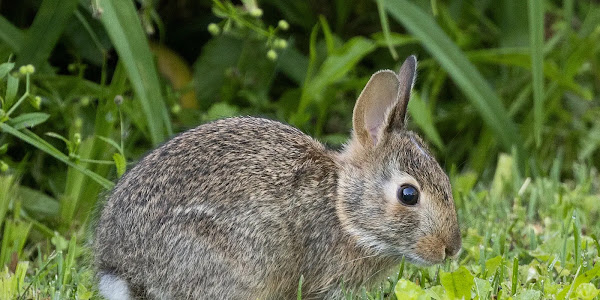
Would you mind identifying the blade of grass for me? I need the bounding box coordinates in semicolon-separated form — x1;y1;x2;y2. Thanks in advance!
298;37;376;114
319;16;335;54
59;138;92;231
466;48;589;99
99;0;172;145
375;0;399;60
0;123;113;189
0;175;15;232
297;274;304;300
0;218;32;267
14;0;79;69
528;0;544;147
408;92;444;150
289;23;319;126
7;112;50;130
573;213;580;267
383;0;523;157
65;60;127;232
511;257;519;295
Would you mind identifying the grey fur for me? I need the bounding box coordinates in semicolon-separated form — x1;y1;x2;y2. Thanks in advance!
93;56;461;299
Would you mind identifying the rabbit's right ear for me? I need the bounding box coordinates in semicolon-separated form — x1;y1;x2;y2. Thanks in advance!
352;55;417;148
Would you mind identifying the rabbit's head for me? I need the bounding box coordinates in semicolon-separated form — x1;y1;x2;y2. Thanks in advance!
338;56;461;265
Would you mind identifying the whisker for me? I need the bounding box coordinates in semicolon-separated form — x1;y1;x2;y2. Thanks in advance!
364;267;387;286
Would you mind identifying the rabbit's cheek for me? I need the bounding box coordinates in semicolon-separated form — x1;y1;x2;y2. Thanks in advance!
415;234;446;264
384;200;416;221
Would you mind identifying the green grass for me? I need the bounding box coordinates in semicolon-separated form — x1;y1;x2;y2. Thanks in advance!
0;0;599;299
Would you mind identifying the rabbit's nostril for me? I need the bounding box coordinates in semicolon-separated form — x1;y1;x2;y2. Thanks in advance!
445;244;461;259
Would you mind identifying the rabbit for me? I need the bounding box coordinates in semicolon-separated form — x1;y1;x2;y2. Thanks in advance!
93;55;462;300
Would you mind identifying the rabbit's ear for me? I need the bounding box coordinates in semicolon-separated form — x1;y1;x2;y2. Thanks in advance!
387;55;417;131
352;55;417;147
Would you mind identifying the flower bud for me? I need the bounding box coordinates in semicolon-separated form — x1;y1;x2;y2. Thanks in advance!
32;96;42;109
19;64;36;75
278;20;289;30
80;97;90;106
74;118;83;129
114;95;124;106
171;104;181;114
249;8;263;17
274;39;288;49
74;133;81;145
266;49;278;61
207;23;220;36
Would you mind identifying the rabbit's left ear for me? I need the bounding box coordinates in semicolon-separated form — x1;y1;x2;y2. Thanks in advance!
385;55;417;131
352;55;417;147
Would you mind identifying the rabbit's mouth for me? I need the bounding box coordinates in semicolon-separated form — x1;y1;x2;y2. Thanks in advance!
401;253;441;266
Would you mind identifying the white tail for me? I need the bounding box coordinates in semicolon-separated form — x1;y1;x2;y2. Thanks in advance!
99;273;132;300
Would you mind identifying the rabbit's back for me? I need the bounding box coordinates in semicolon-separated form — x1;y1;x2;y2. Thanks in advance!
94;117;340;299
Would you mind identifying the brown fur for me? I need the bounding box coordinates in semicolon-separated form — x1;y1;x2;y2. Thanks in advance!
93;56;461;299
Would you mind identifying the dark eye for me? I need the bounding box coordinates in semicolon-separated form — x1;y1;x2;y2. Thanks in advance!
397;185;419;206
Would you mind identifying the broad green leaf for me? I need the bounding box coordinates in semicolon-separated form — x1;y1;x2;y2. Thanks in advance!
394;279;428;300
575;283;599;300
113;153;126;178
424;285;446;300
7;112;50;130
473;277;492;299
0;16;24;52
15;0;79;69
5;74;18;108
440;266;474;299
18;186;59;219
99;0;172;145
0;62;14;79
384;0;522;156
557;264;600;300
0;123;114;189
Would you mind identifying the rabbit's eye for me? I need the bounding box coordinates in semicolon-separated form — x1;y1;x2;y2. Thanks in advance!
397;185;419;206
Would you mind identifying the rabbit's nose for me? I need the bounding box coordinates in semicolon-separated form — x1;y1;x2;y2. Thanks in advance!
444;235;462;259
444;245;461;259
